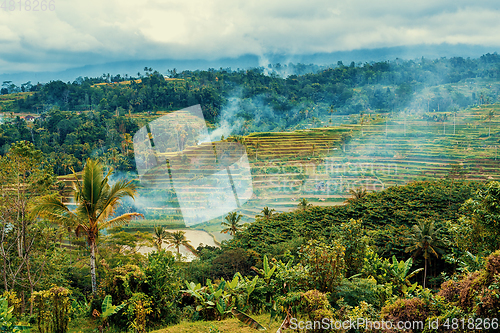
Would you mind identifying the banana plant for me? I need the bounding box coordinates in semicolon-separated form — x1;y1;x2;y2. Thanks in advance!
458;251;485;273
183;281;203;300
227;274;240;291
183;280;230;318
101;295;125;322
183;281;214;312
0;297;30;332
251;255;276;284
244;276;259;302
183;277;286;331
71;296;91;318
388;256;423;294
0;298;15;331
225;274;256;299
94;295;125;332
215;296;233;318
224;273;260;311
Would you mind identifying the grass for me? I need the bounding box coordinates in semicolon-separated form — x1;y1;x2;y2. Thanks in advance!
67;314;282;333
152;314;281;333
68;317;99;333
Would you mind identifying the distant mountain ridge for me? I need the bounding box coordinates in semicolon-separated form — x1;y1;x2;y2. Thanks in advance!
1;43;497;85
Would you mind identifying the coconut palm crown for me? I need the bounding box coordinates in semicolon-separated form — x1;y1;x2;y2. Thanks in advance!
221;211;244;236
166;230;196;255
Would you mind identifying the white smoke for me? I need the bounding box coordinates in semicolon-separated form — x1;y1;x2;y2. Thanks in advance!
210;96;244;140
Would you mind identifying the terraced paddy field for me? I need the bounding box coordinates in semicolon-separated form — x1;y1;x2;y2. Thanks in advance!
0;92;34;112
57;104;500;243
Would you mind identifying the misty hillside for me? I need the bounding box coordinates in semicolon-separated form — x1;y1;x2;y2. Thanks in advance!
2;53;500;134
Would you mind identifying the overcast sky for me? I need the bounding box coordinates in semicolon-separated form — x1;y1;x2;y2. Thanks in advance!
1;0;500;74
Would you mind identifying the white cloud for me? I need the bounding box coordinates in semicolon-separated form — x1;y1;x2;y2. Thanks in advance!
1;0;500;73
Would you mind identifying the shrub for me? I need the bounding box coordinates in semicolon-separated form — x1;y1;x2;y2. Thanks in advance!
301;290;334;323
31;286;72;333
126;293;153;333
104;264;146;305
381;298;431;327
299;239;345;293
438;250;500;316
143;250;182;325
336;277;392;309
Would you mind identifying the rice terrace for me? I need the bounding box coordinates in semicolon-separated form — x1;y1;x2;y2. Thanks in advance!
67;103;499;244
1;53;500;332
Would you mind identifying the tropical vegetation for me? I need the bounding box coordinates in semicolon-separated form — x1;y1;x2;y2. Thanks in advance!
0;53;500;332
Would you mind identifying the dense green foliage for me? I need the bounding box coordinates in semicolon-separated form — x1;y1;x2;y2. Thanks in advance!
0;149;498;332
0;107;139;174
4;54;500;117
1;54;500;332
232;179;483;263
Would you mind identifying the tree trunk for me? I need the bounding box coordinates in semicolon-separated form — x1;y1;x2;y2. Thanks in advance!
90;238;98;294
423;258;427;289
2;255;7;291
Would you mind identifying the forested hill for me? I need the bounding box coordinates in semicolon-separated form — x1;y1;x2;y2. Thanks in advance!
231;179;483;259
3;53;500;121
224;179;485;284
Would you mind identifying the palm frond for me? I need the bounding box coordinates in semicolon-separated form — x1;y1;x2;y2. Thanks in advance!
82;158;106;208
96;179;137;222
183;242;198;255
31;194;79;229
98;212;143;230
75;224;90;238
231;309;266;330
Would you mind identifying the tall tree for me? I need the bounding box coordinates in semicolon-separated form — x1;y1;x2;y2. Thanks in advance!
153;226;169;251
258;206;275;220
297;198;312;211
166;230;195;255
457;181;500;252
32;158;142;294
329;106;335;125
340;132;352;153
255;141;260;161
0;141;55;311
485;110;495;137
405;219;445;288
221;212;243;236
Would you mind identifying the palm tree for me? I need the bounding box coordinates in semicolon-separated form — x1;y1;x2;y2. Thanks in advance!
258;206;275;220
166;230;195;255
32;158;142;294
297;198;312;211
153;225;169;251
345;187;368;203
485;110;495;137
329;106;335;125
359;112;365;136
221;212;243;236
405;220;445;288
